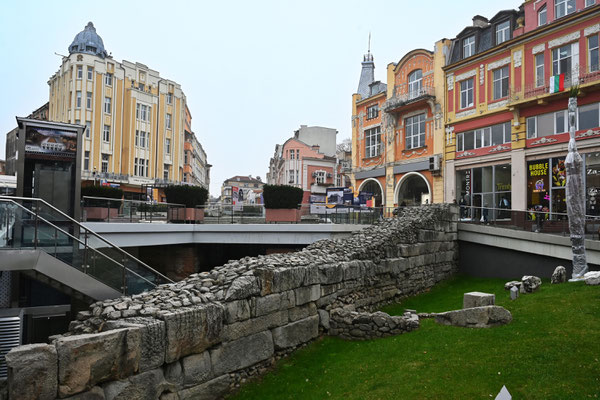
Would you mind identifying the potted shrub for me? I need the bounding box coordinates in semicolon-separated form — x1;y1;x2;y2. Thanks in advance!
164;185;208;223
263;184;303;223
81;185;123;221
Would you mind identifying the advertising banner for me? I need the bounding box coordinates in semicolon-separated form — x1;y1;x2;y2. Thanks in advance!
25;126;77;158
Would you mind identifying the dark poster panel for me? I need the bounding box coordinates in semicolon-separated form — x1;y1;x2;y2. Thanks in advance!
25;126;77;158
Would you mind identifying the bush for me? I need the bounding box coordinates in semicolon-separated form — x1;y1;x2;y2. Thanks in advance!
263;184;303;209
81;185;123;207
164;185;208;208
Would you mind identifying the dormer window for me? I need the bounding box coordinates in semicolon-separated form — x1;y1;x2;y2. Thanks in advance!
555;0;575;19
463;36;475;58
495;20;510;45
538;6;547;26
408;70;423;99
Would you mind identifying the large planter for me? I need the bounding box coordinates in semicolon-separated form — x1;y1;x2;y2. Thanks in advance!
265;208;300;223
168;207;204;223
84;207;118;221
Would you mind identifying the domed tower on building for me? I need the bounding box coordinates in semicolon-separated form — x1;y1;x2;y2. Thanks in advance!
68;22;108;59
46;22;210;200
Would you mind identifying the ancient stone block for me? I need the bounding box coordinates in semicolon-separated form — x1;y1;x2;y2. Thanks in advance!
254;293;281;317
318;264;344;284
295;284;320;305
303;265;320;285
584;271;600;285
182;351;213;387
225;276;260;301
62;386;105;399
163;360;183;387
56;328;140;397
271;315;319;350
272;267;306;292
521;276;542;293
210;331;274;376
222;310;288;342
318;309;330;330
342;260;363;281
105;317;166;373
434;306;512;328
102;368;173;400
551;266;567;284
224;299;251;323
463;292;495;308
6;343;57;400
178;374;232;400
163;304;224;363
289;302;317;322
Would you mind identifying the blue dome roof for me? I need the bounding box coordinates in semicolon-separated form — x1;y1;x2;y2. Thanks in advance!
69;22;108;59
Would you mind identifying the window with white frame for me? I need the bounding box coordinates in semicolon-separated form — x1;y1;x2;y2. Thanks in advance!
579;102;600;130
103;125;110;142
538;6;547;26
87;67;93;80
555;0;575;19
408;69;423;99
166;113;172;129
526;109;574;138
552;43;573;80
140;131;147;148
135;130;139;147
105;73;113;86
85;121;91;138
134;157;139;176
145;160;149;177
463;36;475;58
289;169;295;183
456;122;511;151
367;104;379;119
164;164;170;180
496;21;510;45
492;66;509;100
166;93;173;105
586;0;595;7
104;97;111;114
86;92;92;109
589;35;599;72
84;151;90;171
76;91;82;108
101;154;109;173
165;138;171;155
77;65;83;79
460;78;474;109
405;113;426;150
536;54;545;87
290;149;295;160
315;170;326;184
364;126;381;158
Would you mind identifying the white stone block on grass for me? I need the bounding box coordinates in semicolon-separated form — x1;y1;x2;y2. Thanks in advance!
463;292;495;309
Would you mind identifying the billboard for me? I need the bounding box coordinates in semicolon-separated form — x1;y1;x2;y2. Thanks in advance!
25;126;77;157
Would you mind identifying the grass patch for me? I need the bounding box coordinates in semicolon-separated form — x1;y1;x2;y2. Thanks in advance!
230;275;600;400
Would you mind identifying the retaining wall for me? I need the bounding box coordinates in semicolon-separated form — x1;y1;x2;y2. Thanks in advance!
5;205;458;400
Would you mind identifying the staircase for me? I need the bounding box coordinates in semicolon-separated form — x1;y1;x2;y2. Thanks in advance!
0;196;173;301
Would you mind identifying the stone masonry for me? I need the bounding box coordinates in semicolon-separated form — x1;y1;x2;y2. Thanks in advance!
5;205;458;400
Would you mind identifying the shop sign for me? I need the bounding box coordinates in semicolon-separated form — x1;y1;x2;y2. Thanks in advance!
496;183;511;191
528;161;548;177
465;169;471;196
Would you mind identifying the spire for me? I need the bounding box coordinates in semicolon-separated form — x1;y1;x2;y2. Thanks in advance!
357;34;375;98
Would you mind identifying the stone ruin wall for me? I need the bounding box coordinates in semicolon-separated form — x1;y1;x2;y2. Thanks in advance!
5;205;459;400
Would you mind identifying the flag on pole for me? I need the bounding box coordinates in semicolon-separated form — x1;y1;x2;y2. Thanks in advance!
549;74;565;93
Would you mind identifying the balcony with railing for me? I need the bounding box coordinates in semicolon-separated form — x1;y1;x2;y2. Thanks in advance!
384;85;435;113
509;65;600;105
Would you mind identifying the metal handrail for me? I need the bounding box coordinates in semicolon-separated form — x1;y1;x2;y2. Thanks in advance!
0;199;159;290
82;196;185;208
0;195;172;284
457;204;600;220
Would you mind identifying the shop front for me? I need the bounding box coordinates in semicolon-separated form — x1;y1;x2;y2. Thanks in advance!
456;163;511;222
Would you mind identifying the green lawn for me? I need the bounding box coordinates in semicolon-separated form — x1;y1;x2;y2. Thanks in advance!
230;276;600;400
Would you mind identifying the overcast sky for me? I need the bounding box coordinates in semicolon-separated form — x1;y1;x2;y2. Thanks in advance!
0;0;521;196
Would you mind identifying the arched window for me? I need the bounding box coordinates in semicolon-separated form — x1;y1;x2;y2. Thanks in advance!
408;69;423;99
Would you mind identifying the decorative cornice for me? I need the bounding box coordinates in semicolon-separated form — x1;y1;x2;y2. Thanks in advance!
456;151;476;158
488;144;510;153
403;148;428;158
531;136;558;145
455;69;477;82
487;57;511;71
548;31;580;49
455;108;477;119
513;50;522;68
532;43;545;55
576;128;600;138
584;24;600;37
488;99;508;111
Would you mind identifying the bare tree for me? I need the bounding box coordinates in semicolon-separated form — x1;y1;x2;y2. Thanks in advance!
336;138;352;153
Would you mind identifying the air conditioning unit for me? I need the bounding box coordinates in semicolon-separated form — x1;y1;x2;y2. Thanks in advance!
429;154;441;173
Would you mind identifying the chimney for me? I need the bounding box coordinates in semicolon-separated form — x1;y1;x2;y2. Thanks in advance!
472;15;489;28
